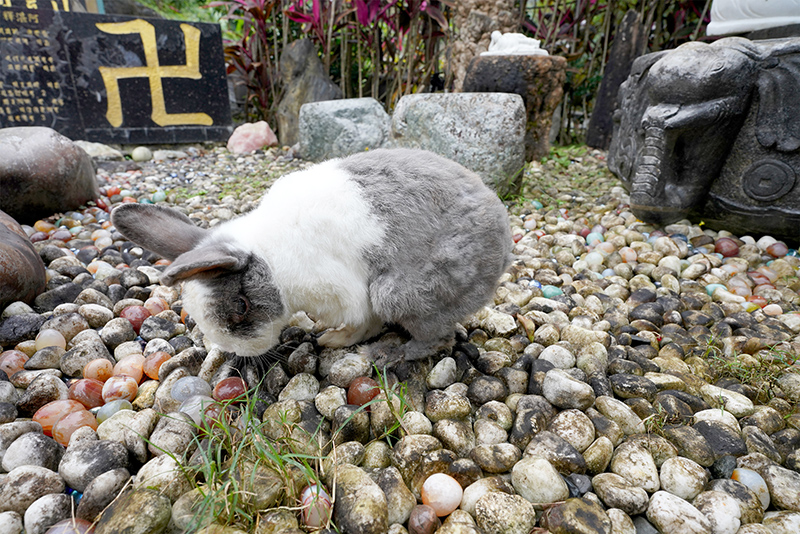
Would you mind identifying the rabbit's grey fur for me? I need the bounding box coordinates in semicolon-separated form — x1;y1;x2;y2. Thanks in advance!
112;148;512;364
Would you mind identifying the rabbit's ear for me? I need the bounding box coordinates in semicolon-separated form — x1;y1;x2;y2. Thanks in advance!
160;246;246;286
111;204;207;260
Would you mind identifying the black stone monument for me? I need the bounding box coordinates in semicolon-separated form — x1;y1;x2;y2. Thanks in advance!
0;6;232;143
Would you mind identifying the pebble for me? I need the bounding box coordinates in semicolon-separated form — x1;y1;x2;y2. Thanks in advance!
0;146;797;532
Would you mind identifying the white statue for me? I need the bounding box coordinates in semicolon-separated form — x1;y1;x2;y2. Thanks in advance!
480;31;549;56
707;0;800;36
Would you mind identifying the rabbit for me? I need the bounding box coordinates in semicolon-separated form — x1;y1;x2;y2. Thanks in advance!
111;148;513;366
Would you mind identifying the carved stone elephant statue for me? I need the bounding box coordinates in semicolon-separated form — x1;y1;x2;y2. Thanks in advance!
608;36;800;241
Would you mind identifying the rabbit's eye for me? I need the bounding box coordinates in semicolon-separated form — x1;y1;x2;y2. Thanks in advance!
231;295;250;323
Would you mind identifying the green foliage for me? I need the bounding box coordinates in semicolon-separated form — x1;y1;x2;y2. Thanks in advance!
129;0;710;143
521;0;712;144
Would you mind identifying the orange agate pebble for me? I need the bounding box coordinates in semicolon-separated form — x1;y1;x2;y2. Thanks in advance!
33;399;85;436
52;409;98;446
113;353;145;383
69;379;105;409
0;350;29;378
83;358;113;382
102;375;138;403
142;351;171;380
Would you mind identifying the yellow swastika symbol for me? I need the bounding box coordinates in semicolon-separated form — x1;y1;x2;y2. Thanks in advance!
96;19;213;127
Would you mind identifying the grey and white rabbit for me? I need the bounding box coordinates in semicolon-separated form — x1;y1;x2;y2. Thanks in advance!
111;148;513;364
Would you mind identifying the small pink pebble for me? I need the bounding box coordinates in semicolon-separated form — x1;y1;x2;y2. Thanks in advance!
420;473;462;516
300;484;332;528
763;304;783;316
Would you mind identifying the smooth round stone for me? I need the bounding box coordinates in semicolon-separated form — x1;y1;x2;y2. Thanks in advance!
659;457;708;500
705;283;726;296
213;377;247;402
585;251;604;266
511;456;569;504
151;190;167;203
170;376;212;402
102;375;138;403
35;329;67;351
113;354;144;384
766;242;788;257
130;146;153;162
96;399;133;424
301;484;332;528
763;304;783;316
142;352;170;380
33;399;86;436
715;238;740;257
421;474;462;516
347;376;380;406
586;232;605;245
732;468;770;510
52;409;98;446
68;379;105;409
542;285;563;298
0;350;29;377
83;359;113;382
178;395;216;425
531;200;543;209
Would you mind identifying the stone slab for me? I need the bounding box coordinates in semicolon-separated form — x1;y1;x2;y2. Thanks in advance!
0;8;232;144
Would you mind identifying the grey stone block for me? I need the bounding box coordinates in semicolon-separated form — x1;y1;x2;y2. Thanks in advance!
299;98;390;162
390;93;526;197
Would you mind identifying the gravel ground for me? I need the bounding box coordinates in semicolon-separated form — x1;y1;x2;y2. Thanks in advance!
1;143;800;534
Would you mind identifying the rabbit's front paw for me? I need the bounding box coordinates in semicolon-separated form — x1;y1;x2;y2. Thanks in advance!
317;319;382;348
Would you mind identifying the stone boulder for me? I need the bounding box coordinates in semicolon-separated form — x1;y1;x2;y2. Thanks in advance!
227;121;279;154
0;210;46;311
276;39;343;147
463;54;566;161
390;93;526;197
298;98;390;162
0;127;98;224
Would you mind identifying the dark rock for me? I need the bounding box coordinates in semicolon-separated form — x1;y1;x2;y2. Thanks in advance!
693;420;748;459
139;316;182;341
275;39;343;147
523;430;586;475
663;424;715;467
0;314;46;348
0;128;98;224
466;375;508;404
0;211;46;310
610;374;657;402
0;402;17;423
34;283;83;312
742;425;783;464
463;54;567;160
711;455;738;479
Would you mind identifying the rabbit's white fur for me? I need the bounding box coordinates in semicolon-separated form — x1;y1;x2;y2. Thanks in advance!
186;160;386;356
